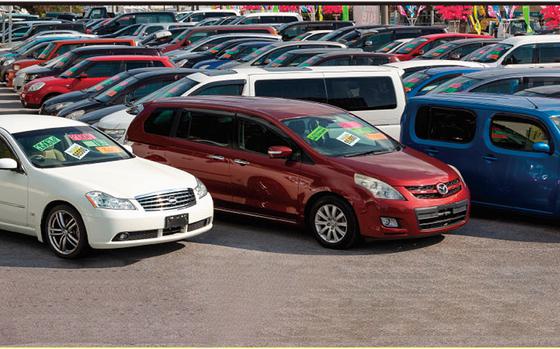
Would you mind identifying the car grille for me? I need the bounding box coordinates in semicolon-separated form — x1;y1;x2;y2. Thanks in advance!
135;189;196;212
415;200;468;231
405;178;461;199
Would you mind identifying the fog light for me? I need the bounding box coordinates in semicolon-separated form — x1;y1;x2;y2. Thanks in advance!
116;233;129;241
381;217;399;228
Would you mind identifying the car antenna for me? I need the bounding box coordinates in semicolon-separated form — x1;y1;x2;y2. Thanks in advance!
524;97;539;109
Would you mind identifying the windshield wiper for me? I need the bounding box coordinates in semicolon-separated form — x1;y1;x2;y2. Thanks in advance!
343;150;392;158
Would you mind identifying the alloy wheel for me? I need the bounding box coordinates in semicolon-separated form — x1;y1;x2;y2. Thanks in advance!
314;204;348;243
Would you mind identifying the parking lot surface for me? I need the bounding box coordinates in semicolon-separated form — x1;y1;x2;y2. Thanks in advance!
0;86;37;115
1;208;560;346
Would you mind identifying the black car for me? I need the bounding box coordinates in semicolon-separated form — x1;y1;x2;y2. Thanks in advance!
173;37;279;68
92;12;177;35
40;67;164;115
267;48;356;67
59;68;198;121
16;23;85;41
20;45;162;87
346;26;447;51
298;50;398;66
320;25;388;42
277;21;354;41
418;38;501;60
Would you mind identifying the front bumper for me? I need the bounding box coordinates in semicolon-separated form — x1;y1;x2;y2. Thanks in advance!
82;194;214;249
20;89;42;109
13;72;26;92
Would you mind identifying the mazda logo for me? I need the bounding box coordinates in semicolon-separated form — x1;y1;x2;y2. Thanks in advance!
436;183;449;195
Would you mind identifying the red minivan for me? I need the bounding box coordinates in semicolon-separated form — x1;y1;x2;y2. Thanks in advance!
390;33;493;61
127;96;470;249
21;55;174;108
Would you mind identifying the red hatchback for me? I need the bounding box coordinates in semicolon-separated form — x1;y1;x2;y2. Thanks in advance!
21;55;174;108
127;96;470;249
391;33;493;61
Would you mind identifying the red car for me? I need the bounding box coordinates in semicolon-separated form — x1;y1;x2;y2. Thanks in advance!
160;25;278;53
390;33;493;61
21;55;174;108
127;96;470;249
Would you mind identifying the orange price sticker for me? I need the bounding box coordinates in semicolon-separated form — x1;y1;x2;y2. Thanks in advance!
96;146;123;154
367;133;387;141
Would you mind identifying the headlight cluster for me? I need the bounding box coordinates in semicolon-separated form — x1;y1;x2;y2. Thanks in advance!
354;173;404;200
67;110;85;120
54;102;71;111
28;82;45;92
194;177;208;199
103;128;126;140
13;64;20;70
3;58;14;66
86;191;136;210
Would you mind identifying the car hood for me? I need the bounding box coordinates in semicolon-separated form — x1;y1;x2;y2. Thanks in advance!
59;98;98;117
332;147;456;187
23;65;54;75
45;90;88;107
43;157;197;199
97;108;135;129
79;104;128;125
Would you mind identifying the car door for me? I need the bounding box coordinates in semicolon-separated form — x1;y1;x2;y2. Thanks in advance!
0;134;28;229
229;115;301;220
476;113;558;214
72;61;122;90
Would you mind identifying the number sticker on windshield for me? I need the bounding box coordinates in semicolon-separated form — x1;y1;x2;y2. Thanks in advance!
64;143;90;160
367;133;388;141
33;136;61;151
307;126;328;141
82;139;109;147
96;146;123;154
336;132;360;146
68;133;96;141
338;121;362;129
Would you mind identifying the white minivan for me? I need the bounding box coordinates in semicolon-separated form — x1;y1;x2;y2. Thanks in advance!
95;66;406;142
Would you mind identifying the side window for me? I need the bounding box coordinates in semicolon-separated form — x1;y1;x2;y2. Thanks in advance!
351;56;388;65
238;117;291;155
145;25;163;34
144;108;176;136
450;43;479;59
324;77;397;111
255;78;327;104
256;47;294;65
364;32;392;51
192;83;244;96
0;138;15;160
415;106;476;143
320;57;351;66
176;111;234;147
471;78;521;94
128;80;169;101
125;61;153;70
57;44;80;56
538;43;560;63
526;77;560;89
395;30;420;39
85;62;122;78
151;61;166;67
490;115;550;152
503;44;535;65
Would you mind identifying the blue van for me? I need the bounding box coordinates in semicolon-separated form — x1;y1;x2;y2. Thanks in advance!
401;93;560;216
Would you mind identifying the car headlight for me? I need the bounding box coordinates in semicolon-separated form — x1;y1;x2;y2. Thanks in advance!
54;102;71;111
194;177;208;199
13;64;20;70
103;128;126;140
354;173;405;200
85;191;136;210
67;109;85;120
28;82;45;92
3;58;14;66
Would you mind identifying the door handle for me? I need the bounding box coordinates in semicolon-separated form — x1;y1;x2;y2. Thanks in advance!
482;154;498;162
207;154;225;161
234;159;250;166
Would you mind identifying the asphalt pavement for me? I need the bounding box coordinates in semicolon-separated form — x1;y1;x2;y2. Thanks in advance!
1;86;560;346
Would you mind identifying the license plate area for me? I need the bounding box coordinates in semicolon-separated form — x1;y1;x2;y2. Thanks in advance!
165;214;189;229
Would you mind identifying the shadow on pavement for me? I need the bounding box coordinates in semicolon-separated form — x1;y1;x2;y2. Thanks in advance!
454;206;560;243
192;211;445;255
0;230;186;268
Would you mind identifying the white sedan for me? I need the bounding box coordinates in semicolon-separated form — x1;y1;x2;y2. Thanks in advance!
0;115;213;258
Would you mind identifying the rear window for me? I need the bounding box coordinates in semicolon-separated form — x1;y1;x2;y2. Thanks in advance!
415;106;476;143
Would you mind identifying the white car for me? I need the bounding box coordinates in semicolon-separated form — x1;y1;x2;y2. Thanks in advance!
0;115;213;258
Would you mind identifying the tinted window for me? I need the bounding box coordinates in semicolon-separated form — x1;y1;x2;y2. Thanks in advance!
503;44;534;65
129;80;169;100
238;118;291;154
319;57;351;66
126;61;156;70
193;83;244;96
255;78;327;103
538;43;560;63
490;115;549;152
526;77;560;89
0;139;15;160
415;106;476;143
144;108;176;136
351;55;389;65
85;62;122;78
176;111;233;147
472;78;521;94
145;25;163;34
325;77;397;111
417;74;461;95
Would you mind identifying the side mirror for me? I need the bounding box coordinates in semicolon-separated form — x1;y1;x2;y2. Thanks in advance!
0;158;18;170
532;142;550;153
268;145;293;159
449;52;461;60
124;93;135;105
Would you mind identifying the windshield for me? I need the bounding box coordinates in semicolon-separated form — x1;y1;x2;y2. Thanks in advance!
403;71;431;92
48;52;73;68
95;76;137;103
421;42;458;58
86;71;130;93
239;44;273;62
14;126;132;169
395;37;429;54
38;42;56;59
376;41;402;53
219;44;263;60
60;59;88;78
462;43;511;63
282;113;399;157
170;28;191;44
132;77;199;114
428;75;479;94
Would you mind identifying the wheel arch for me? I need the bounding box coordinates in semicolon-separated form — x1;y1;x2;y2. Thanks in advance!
303;191;356;225
39;200;79;243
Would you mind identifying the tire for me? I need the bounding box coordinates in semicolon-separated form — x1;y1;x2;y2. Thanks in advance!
43;204;89;259
308;195;360;249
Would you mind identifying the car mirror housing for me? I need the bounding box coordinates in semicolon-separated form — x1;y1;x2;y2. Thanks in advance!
268;146;293;159
0;158;18;170
532;142;551;153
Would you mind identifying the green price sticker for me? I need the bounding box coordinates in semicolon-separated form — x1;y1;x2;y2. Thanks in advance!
33;136;61;152
83;139;110;147
307;126;328;141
